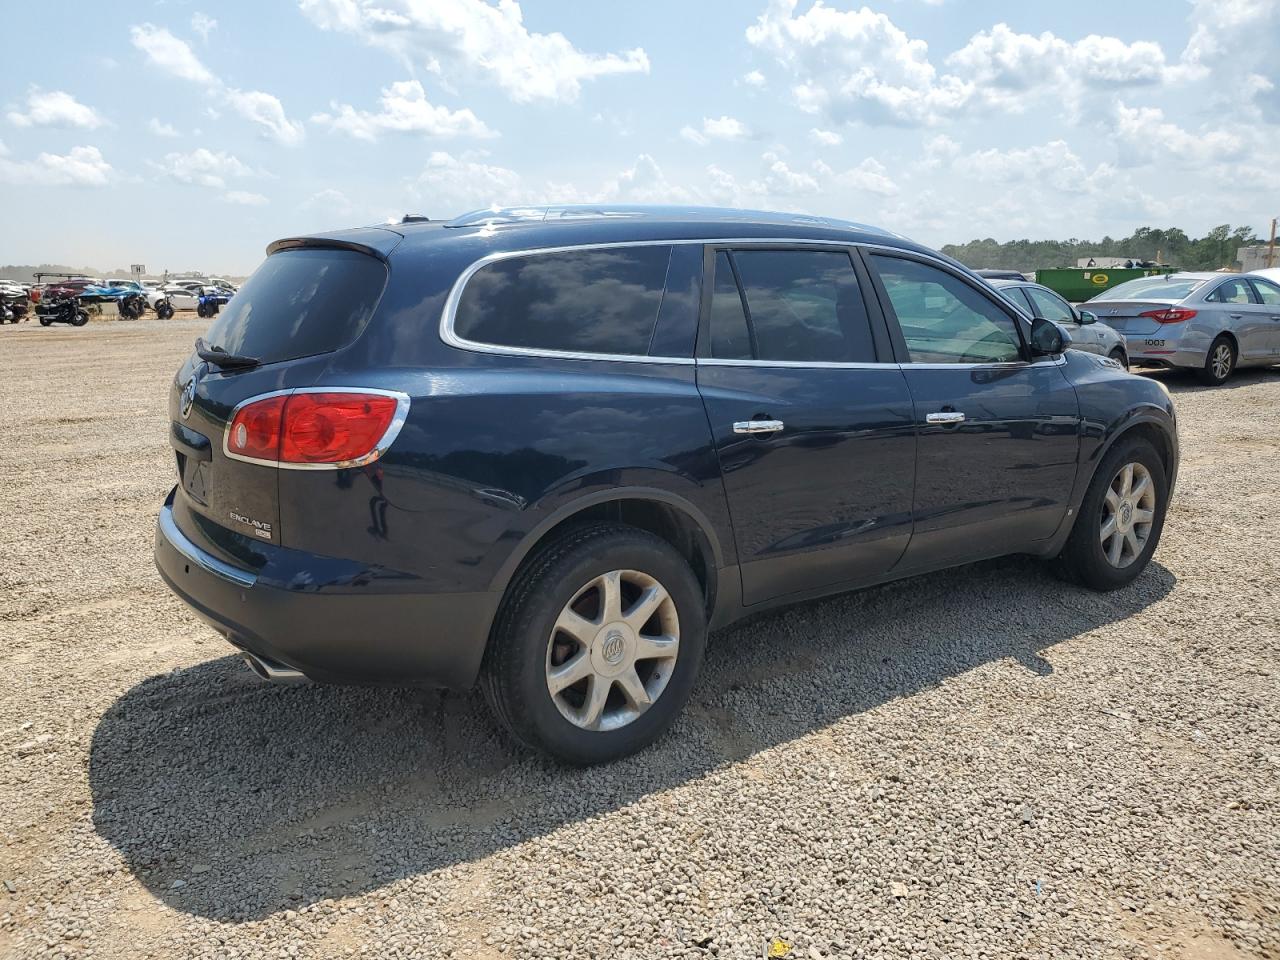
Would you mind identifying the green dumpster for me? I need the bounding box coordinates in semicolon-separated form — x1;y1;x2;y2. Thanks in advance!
1035;267;1175;303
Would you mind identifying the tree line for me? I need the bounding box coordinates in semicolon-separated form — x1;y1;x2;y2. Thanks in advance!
941;225;1262;272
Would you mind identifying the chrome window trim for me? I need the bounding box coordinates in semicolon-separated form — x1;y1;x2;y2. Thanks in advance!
439;236;885;364
222;386;411;471
159;504;258;587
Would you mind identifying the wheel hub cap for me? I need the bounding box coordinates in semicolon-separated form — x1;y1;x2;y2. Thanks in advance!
591;623;634;677
1099;461;1156;569
544;569;680;732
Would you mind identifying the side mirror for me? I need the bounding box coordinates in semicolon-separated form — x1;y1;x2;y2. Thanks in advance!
1029;317;1070;357
1077;309;1097;325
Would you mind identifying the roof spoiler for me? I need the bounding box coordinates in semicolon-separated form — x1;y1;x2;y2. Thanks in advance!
265;226;404;261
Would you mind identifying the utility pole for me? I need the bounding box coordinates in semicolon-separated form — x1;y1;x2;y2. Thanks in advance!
1268;218;1277;269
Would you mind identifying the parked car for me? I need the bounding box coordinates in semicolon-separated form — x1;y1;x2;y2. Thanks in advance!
1086;272;1280;385
975;268;1028;281
989;278;1128;367
155;204;1179;764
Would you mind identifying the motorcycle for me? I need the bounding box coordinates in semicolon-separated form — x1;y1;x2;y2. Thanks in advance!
1;291;29;323
195;287;231;318
36;294;90;327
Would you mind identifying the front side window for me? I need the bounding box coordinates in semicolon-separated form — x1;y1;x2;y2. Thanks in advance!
707;248;877;363
1250;279;1280;305
1026;287;1075;323
453;245;672;356
1207;278;1255;304
870;255;1023;364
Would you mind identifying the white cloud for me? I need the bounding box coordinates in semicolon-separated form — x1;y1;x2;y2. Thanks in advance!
1180;0;1280;120
298;0;650;104
152;148;255;188
750;151;821;196
130;23;304;145
148;117;179;138
954;140;1107;193
7;89;105;129
681;115;751;145
411;151;523;208
224;88;306;146
742;69;767;88
130;24;216;85
303;188;356;215
0;145;112;186
809;127;842;146
313;80;494;140
223;190;268;206
947;24;1173;111
1108;104;1247;167
191;12;218;41
836;157;899;196
746;1;973;126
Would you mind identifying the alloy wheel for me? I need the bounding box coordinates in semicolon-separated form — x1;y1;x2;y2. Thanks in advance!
545;569;680;732
1099;462;1156;569
1210;342;1232;381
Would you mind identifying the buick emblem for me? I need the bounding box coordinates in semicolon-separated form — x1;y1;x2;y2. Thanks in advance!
601;632;626;665
180;377;196;419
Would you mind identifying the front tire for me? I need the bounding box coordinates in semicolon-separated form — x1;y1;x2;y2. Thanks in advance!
1108;347;1128;370
72;310;89;327
1197;335;1235;385
1052;435;1168;591
482;523;707;765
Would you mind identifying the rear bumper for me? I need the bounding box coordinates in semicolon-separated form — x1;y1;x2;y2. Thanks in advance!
1123;332;1203;369
154;488;499;688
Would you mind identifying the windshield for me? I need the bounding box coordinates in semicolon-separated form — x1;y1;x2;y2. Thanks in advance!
1091;276;1206;302
202;248;387;365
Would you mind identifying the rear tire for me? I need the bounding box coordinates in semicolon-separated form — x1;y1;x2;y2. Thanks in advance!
1052;435;1168;591
481;523;707;765
1197;335;1235;385
39;315;52;327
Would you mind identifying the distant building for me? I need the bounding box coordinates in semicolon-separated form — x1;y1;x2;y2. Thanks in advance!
1237;245;1278;272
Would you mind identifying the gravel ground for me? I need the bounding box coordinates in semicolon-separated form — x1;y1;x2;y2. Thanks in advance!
1;316;1277;960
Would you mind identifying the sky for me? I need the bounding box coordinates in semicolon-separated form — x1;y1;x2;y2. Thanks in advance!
2;0;1278;276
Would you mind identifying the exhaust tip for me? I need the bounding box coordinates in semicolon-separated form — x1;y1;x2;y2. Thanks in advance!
241;651;309;685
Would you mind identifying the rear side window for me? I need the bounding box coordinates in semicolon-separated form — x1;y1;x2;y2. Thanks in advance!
454;246;672;356
707;248;878;363
1206;278;1255;304
203;248;387;365
709;252;752;359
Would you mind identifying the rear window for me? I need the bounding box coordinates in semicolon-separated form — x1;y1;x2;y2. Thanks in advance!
1091;276;1205;301
453;246;672;356
202;248;387;365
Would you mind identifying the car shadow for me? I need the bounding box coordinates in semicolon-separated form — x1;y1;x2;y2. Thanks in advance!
90;556;1175;921
1136;365;1278;394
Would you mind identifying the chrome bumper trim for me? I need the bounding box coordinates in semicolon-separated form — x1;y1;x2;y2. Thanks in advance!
159;504;258;588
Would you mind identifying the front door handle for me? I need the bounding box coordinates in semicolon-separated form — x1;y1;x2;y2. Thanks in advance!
925;411;966;425
1229;313;1243;319
733;419;784;435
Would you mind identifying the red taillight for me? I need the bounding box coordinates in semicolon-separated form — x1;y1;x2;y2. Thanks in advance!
226;391;405;467
1139;307;1197;324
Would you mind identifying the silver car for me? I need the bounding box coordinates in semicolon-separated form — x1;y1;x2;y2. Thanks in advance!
1086;272;1280;385
989;279;1129;367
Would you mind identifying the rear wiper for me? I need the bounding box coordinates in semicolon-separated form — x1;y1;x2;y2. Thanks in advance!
195;337;259;369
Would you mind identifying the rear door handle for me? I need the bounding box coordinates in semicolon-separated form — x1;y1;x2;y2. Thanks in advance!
733;419;784;435
925;411;966;425
1229;313;1243;319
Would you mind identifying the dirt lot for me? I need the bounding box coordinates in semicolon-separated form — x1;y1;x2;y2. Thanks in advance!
1;316;1277;960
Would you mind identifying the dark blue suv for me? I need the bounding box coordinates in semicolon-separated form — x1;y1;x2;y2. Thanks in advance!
155;205;1178;764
